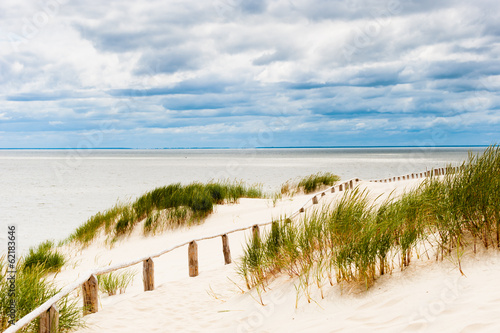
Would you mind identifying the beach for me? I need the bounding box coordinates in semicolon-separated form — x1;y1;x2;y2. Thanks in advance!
47;176;500;333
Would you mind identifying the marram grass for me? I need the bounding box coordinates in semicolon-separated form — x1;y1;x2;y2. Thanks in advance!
0;259;83;332
69;180;263;245
97;269;136;296
239;145;500;301
281;172;340;195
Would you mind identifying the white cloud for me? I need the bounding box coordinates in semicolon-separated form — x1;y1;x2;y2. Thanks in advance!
0;0;499;147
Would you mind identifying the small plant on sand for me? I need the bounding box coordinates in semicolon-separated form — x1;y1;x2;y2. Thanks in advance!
280;172;340;196
298;172;340;193
23;240;65;273
97;270;136;296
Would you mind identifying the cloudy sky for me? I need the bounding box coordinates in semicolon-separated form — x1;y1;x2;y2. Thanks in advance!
0;0;499;148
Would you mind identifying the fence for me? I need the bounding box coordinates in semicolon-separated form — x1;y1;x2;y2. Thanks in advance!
5;167;455;333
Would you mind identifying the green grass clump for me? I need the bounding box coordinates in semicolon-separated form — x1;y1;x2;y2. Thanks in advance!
239;145;500;301
69;180;263;245
281;172;340;195
23;241;65;273
97;270;136;296
298;172;340;193
0;259;83;332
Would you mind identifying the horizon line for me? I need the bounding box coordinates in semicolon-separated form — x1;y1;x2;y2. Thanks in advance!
0;145;491;150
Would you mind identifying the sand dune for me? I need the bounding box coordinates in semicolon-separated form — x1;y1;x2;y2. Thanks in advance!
52;179;500;333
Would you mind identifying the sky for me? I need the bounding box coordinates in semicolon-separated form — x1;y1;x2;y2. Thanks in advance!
0;0;499;148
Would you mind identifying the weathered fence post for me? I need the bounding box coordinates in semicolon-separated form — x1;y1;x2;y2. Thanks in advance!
39;304;59;333
331;186;335;193
339;184;343;191
252;224;260;241
321;192;326;197
312;195;318;204
221;234;231;265
349;180;353;188
143;257;154;291
299;207;305;213
188;241;199;277
82;274;98;315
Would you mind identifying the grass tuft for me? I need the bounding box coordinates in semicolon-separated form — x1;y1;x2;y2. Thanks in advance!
97;270;136;296
23;240;65;273
281;172;340;195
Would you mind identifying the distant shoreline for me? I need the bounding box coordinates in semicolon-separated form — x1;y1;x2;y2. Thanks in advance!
0;145;490;150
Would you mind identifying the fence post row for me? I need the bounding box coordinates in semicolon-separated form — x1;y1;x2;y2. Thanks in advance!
39;304;58;333
143;257;154;291
188;241;199;277
82;275;98;315
221;234;231;265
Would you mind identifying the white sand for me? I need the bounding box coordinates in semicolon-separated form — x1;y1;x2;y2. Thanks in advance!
53;179;500;333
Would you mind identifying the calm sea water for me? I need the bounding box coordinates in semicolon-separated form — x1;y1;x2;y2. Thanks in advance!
0;147;485;253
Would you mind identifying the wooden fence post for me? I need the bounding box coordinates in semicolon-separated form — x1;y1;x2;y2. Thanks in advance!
312;195;318;204
221;234;231;265
331;186;335;193
299;207;305;213
321;192;326;197
339;184;343;191
82;274;98;315
143;257;154;291
252;224;260;241
39;304;58;333
188;241;199;277
349;180;353;188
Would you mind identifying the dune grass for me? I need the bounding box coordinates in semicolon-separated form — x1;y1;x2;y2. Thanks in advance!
239;145;500;301
23;240;66;273
97;270;136;296
69;180;263;245
281;172;340;195
0;259;83;332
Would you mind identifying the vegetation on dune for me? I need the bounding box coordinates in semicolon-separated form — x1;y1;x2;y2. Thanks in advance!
69;180;263;245
0;258;83;332
239;145;500;302
23;240;65;273
281;172;340;195
97;270;136;296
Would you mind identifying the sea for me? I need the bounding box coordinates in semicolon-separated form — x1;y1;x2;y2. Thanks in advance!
0;147;486;254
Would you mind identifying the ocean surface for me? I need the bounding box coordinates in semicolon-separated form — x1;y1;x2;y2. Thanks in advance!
0;147;486;253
